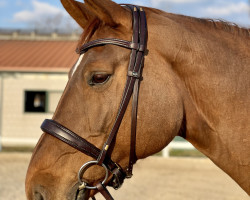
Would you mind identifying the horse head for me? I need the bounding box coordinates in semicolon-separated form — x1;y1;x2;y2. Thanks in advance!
26;0;190;199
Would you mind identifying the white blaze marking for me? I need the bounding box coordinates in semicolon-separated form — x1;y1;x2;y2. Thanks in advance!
72;54;85;77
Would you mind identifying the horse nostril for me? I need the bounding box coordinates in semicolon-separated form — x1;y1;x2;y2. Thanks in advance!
34;191;44;200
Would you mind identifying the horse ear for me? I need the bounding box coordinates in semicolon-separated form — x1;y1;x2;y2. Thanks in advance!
61;0;94;29
84;0;130;27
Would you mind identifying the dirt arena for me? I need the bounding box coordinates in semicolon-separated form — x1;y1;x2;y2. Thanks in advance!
0;153;248;200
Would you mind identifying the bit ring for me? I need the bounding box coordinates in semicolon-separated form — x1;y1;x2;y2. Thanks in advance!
78;160;109;190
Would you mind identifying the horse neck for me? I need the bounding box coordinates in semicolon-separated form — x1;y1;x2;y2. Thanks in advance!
150;10;250;193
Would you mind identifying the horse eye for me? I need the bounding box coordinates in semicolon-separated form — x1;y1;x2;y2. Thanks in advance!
89;74;111;85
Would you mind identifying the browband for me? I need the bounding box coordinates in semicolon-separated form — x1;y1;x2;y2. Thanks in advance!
76;38;145;54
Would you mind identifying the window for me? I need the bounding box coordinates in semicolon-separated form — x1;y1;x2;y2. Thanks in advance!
24;90;62;113
25;91;46;112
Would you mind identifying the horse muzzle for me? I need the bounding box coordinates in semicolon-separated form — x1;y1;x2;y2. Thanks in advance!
27;183;90;200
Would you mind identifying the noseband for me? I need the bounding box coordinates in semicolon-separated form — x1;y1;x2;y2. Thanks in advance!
41;5;147;200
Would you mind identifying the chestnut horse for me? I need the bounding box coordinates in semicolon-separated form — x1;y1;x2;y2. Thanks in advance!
26;0;250;199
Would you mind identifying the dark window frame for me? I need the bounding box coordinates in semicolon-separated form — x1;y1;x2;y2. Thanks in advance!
24;91;47;113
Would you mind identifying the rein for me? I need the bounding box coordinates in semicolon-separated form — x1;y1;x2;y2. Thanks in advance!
41;5;147;200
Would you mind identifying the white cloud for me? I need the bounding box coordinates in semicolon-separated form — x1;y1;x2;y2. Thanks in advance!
151;0;203;7
13;0;66;23
204;2;249;16
11;0;80;31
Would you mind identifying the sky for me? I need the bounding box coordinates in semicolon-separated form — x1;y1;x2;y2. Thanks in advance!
0;0;249;30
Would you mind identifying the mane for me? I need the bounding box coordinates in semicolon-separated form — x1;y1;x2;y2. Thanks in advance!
191;17;250;38
77;7;250;50
147;7;250;38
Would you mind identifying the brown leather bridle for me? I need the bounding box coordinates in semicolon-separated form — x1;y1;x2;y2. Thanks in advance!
40;5;147;200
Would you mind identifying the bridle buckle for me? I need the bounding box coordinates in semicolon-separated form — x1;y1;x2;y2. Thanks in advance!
127;71;141;79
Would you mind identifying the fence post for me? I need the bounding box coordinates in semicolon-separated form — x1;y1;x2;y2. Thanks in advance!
162;146;170;158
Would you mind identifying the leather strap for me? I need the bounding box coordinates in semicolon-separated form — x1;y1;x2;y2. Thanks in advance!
76;38;145;54
96;6;147;175
97;183;114;200
41;119;126;179
126;5;147;178
41;119;100;159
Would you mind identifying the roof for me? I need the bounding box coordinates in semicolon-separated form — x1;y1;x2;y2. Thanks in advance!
0;40;79;72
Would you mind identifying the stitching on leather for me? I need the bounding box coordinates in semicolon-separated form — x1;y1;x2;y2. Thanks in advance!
49;120;100;155
41;126;98;158
42;123;116;170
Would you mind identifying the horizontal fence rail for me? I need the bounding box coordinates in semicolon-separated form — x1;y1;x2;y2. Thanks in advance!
0;137;38;149
162;141;195;158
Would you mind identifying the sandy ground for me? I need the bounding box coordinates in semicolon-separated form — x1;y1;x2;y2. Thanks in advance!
0;153;248;200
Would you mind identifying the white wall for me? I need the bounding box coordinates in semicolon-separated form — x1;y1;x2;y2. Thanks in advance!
0;72;68;147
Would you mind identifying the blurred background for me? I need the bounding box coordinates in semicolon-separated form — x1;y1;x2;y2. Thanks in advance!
0;0;249;30
0;0;249;154
0;1;249;200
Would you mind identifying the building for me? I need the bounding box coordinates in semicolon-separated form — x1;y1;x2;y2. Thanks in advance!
0;30;79;149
